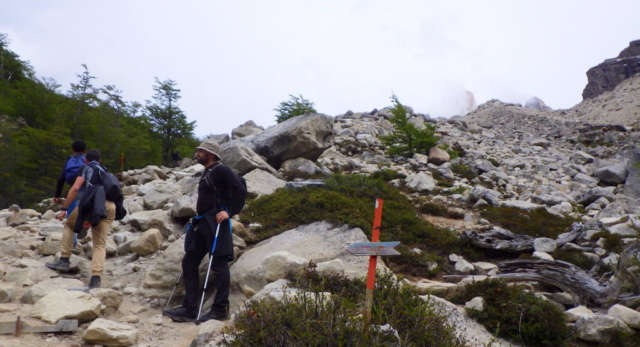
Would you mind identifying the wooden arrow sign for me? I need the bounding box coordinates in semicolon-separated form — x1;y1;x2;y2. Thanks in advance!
347;241;400;256
0;317;78;336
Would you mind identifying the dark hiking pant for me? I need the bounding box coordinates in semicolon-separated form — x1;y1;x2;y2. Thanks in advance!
182;221;230;313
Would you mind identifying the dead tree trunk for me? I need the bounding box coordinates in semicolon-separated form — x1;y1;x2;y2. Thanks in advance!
496;259;612;306
496;244;640;308
463;228;534;253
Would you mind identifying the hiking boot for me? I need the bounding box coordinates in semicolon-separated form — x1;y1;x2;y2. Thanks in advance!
197;308;229;323
88;276;101;289
45;257;70;273
164;306;197;323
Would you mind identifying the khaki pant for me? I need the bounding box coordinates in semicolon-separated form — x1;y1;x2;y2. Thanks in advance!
61;201;115;276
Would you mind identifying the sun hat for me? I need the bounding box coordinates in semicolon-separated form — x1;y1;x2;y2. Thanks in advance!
196;139;221;159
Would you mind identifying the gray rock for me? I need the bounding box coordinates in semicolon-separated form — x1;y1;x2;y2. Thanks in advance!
608;304;640;329
83;318;138;346
237;113;334;169
575;315;633;343
244;169;287;198
594;161;628;185
21;278;84;304
30;290;101;324
131;229;164;256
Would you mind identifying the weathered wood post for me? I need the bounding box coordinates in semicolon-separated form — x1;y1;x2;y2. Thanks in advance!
346;199;400;332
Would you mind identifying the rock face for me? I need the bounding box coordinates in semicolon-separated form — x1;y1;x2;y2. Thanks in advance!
582;39;640;100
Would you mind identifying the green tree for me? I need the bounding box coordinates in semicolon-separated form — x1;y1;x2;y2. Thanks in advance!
380;94;438;157
274;94;316;123
145;78;196;165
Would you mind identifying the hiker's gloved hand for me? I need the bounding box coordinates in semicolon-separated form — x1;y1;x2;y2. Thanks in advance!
57;210;66;221
216;211;229;224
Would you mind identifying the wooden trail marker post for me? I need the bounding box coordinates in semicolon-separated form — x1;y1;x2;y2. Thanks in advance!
346;199;400;331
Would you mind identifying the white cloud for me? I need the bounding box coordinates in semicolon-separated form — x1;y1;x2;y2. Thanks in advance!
2;0;639;137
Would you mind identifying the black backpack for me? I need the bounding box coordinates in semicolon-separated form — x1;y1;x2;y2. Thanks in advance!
204;164;247;205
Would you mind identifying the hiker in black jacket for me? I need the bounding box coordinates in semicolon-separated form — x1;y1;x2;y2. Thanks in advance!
164;139;246;323
45;149;115;289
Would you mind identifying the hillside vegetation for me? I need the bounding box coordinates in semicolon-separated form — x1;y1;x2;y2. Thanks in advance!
0;34;198;208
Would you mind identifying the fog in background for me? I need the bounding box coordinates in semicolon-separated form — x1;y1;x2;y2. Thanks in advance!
2;1;639;137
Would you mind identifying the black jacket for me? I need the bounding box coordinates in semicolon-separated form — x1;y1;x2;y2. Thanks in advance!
74;184;107;233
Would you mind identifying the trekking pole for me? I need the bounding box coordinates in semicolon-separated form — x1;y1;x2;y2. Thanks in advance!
197;222;221;320
165;218;194;310
164;270;183;310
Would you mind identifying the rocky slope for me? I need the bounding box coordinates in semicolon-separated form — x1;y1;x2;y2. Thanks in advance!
2;44;640;347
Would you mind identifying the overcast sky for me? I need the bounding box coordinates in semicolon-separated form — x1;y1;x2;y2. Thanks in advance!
2;1;639;138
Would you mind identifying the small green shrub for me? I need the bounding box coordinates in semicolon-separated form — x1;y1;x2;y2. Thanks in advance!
274;94;316;124
431;170;455;188
446;278;571;346
370;168;406;182
419;201;464;219
592;231;624;253
480;206;578;238
439;143;460;160
552;249;598;270
380;94;439;157
221;266;467;346
447;186;469;195
451;163;476;181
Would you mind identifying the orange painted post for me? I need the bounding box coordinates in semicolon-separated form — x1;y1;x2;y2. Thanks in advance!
363;198;384;331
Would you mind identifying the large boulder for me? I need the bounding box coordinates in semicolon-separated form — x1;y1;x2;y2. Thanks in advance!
139;236;185;299
232;120;264;139
428;147;450;166
170;195;197;218
594;161;628;185
21;278;84;304
230;221;388;299
281;157;324;177
142;181;182;210
220;141;278;176
237;113;334;169
421;294;515;346
575;315;633;343
130;228;164;256
405;172;437;192
243;169;287;198
30;290;101;324
607;304;640;329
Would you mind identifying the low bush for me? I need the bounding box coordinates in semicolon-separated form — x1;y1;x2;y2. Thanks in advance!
552;249;598;270
479;206;578;239
221;266;466;346
242;173;462;277
370;168;406;182
591;231;624;253
419;201;464;219
446;278;571;346
451;163;476;181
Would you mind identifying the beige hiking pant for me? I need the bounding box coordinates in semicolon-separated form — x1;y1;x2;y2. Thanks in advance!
61;201;115;276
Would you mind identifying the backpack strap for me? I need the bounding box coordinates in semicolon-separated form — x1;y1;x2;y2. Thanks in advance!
204;163;223;191
83;161;105;189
